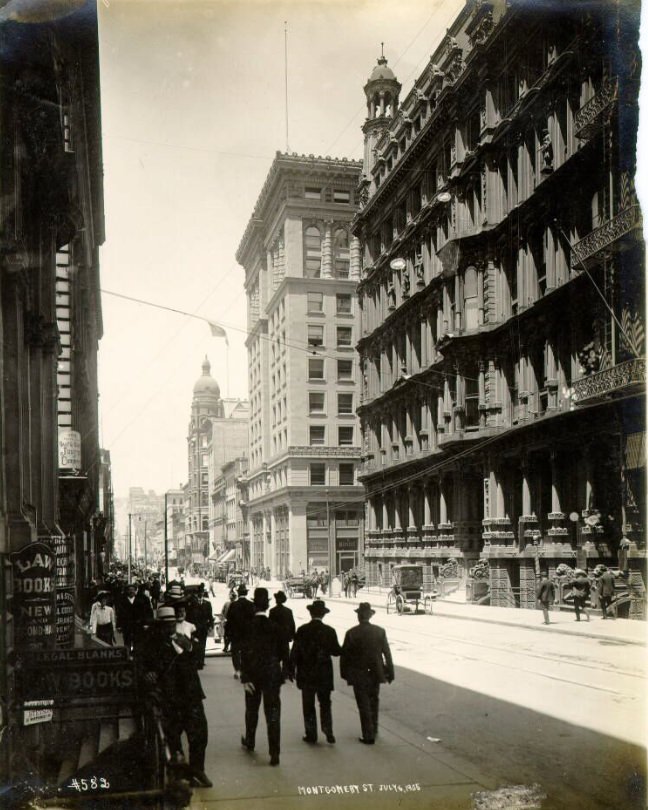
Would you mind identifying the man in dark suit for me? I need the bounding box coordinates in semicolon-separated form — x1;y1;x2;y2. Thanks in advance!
596;565;617;619
187;583;214;669
117;582;153;656
269;591;296;643
240;588;290;766
139;605;211;788
290;599;341;744
340;602;394;745
226;583;255;678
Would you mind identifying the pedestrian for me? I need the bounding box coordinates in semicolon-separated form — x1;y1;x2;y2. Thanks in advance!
226;583;255;679
269;591;296;644
117;582;153;656
221;590;235;653
290;599;341;744
240;587;290;766
595;565;617;619
340;602;394;745
89;591;116;645
185;584;214;669
174;602;198;642
139;605;212;788
536;570;555;625
570;569;591;622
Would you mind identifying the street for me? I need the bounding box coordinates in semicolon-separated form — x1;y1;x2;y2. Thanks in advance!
189;584;647;810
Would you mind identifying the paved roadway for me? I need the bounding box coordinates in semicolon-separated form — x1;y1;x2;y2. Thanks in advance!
190;581;646;810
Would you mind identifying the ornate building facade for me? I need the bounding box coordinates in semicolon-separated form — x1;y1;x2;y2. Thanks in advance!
237;153;365;578
354;0;645;614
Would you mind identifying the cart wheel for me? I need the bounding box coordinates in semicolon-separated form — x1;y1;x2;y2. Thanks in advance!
396;594;405;615
386;592;395;614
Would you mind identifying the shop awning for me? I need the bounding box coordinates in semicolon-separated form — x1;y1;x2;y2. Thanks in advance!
209;548;237;564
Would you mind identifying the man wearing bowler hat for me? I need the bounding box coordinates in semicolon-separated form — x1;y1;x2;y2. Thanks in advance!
290;599;341;744
269;591;296;643
340;602;394;745
226;583;255;678
240;588;290;766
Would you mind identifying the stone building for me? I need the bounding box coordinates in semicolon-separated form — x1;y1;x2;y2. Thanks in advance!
0;0;105;783
237;152;365;578
354;0;645;614
212;456;248;569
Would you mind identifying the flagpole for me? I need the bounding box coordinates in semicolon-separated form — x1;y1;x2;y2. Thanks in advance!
226;344;230;398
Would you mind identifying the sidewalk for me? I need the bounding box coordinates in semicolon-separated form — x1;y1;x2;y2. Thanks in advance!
330;586;647;646
190;654;495;810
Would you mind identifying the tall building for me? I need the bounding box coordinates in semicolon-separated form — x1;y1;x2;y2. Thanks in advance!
185;358;249;567
237;152;365;578
354;1;645;615
212;456;248;569
0;0;105;783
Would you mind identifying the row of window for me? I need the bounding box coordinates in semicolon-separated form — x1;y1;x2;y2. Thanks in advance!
304;186;352;204
305;226;350;279
310;425;355;446
308;358;354;381
306;291;353;315
310;462;356;486
308;325;353;348
309;392;354;415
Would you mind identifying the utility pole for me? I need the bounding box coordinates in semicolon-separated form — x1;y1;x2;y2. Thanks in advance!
164;492;169;583
128;512;132;583
144;519;148;574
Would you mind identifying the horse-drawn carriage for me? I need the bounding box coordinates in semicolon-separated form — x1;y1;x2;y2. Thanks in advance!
386;564;437;615
283;575;314;599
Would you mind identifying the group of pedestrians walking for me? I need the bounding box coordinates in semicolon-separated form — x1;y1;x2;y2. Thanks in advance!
536;565;619;624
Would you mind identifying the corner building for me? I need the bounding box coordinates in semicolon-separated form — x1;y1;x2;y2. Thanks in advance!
354;1;645;615
237;153;364;578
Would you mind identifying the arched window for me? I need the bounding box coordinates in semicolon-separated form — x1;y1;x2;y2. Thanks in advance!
304;225;322;278
464;265;478;331
333;228;350;278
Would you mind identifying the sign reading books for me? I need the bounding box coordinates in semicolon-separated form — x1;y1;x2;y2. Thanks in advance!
10;542;57;649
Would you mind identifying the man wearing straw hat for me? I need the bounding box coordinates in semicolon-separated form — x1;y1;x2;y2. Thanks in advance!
290;599;341;744
340;602;394;745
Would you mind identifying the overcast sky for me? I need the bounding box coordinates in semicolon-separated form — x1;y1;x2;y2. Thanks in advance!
97;0;466;499
97;0;646;502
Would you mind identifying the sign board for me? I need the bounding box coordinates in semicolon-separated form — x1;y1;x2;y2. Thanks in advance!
19;647;135;704
52;534;75;588
23;700;54;726
11;542;57;649
336;537;358;552
56;588;76;647
58;429;82;470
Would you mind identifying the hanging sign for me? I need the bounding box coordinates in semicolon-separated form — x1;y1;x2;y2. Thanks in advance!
56;588;76;647
52;534;75;588
10;542;57;649
58;429;81;471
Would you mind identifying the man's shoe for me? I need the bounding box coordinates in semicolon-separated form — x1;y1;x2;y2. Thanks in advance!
241;736;254;752
302;735;317;744
269;754;280;766
191;771;213;788
325;734;336;744
358;737;375;745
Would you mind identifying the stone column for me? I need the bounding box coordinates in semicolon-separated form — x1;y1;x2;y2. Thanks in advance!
550;452;561;514
393;490;402;532
350;235;362;281
477;264;485;325
382;496;389;533
407;485;417;531
322;221;333;278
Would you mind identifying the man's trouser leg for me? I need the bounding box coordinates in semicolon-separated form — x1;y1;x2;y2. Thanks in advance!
369;683;380;736
317;688;333;737
244;685;262;748
352;683;375;742
263;685;281;757
232;638;242;672
301;688;317;740
185;700;208;772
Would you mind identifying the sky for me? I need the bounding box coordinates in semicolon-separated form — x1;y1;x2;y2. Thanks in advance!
96;0;467;499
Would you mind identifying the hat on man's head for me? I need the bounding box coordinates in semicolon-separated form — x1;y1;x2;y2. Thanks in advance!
165;584;185;601
274;591;287;603
97;590;110;598
355;602;375;619
307;599;330;616
156;606;177;623
253;587;269;608
237;583;248;596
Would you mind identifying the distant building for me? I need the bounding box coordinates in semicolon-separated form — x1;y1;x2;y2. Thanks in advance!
212;456;248;569
354;1;645;615
237;152;365;578
164;487;185;568
186;357;249;567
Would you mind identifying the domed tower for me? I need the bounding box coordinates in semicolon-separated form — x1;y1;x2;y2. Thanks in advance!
362;48;401;176
191;356;223;425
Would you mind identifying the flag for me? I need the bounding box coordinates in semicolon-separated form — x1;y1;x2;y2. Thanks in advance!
208;321;229;345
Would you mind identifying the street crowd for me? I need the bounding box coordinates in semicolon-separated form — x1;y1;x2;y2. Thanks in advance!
85;567;394;788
